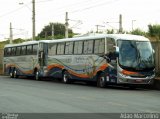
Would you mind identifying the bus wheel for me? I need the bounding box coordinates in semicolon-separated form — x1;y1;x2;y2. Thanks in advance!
97;73;106;88
62;71;70;84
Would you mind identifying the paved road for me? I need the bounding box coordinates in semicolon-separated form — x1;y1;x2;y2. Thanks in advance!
0;76;160;118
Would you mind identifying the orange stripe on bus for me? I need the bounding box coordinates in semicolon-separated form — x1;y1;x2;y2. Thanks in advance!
47;64;64;70
121;70;139;75
47;63;109;78
68;70;89;78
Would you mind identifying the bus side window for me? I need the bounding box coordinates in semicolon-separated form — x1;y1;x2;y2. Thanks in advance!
48;43;57;56
65;42;73;55
83;40;93;54
4;48;7;57
33;44;38;55
27;45;32;55
57;43;65;55
21;46;26;55
16;47;21;56
74;41;83;54
11;47;16;56
94;39;105;54
7;48;11;56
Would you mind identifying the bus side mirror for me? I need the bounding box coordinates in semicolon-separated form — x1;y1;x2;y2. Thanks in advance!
115;47;119;57
152;49;155;54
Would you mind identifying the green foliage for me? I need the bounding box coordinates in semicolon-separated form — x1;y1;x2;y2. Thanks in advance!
106;29;114;34
13;38;24;44
0;38;25;49
148;24;160;40
130;28;146;36
37;22;74;40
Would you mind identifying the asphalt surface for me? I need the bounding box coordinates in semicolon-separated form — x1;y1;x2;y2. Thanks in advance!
0;76;160;118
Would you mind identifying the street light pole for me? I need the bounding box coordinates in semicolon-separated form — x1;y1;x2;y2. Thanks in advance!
132;20;136;31
32;0;36;40
65;12;69;38
9;22;13;44
119;14;123;33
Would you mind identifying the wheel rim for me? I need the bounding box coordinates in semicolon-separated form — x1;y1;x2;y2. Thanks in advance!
14;70;17;78
35;72;39;80
10;72;13;77
98;74;106;88
63;73;68;83
100;77;105;87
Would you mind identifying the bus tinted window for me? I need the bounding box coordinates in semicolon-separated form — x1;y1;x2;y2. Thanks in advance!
27;45;32;55
7;48;11;56
94;39;105;54
65;42;73;54
74;41;83;54
4;48;7;56
57;43;65;55
21;46;26;55
33;44;38;55
48;43;57;55
11;47;16;56
16;47;21;56
83;40;93;54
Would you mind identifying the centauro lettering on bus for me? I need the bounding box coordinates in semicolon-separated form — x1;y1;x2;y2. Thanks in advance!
46;55;115;81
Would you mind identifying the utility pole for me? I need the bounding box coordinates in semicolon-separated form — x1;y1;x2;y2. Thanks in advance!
65;12;69;38
32;0;36;40
95;25;105;33
119;14;123;33
51;23;54;39
9;22;13;44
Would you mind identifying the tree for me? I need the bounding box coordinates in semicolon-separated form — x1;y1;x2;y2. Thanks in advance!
148;24;160;40
37;22;74;40
106;29;114;34
130;28;146;36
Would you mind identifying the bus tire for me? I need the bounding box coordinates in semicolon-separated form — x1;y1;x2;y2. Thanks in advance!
62;71;70;84
97;73;106;88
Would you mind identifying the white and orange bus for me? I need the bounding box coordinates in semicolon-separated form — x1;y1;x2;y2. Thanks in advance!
3;34;155;88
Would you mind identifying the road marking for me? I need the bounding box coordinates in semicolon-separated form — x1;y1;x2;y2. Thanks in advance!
107;101;128;107
138;109;159;113
76;96;93;101
56;92;72;96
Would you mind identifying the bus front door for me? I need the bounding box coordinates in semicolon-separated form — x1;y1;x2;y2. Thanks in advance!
39;51;45;67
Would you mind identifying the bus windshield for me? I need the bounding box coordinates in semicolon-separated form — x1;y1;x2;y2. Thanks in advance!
118;40;154;71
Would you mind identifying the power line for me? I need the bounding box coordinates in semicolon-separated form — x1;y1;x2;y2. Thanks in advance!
0;0;54;18
0;2;31;18
51;0;100;13
69;0;120;14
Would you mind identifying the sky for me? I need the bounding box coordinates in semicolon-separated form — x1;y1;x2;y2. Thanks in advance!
0;0;160;40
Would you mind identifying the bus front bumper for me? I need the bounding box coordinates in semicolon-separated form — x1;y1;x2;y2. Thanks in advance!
117;73;155;85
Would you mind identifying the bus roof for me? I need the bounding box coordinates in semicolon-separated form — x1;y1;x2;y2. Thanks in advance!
108;34;149;41
48;34;150;43
4;34;150;48
4;40;39;48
